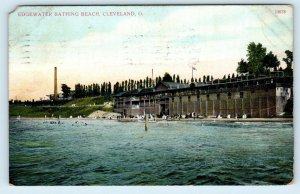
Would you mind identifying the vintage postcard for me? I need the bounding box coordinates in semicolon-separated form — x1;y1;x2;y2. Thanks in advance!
9;5;293;185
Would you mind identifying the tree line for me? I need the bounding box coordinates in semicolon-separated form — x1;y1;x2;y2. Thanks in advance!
113;73;219;94
60;42;293;98
61;73;217;98
61;82;112;99
236;42;293;75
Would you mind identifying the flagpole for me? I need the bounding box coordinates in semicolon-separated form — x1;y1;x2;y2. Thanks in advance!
152;68;153;87
192;61;198;81
192;67;193;79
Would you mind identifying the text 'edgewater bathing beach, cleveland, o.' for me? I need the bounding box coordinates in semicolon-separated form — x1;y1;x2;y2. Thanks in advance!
17;11;140;17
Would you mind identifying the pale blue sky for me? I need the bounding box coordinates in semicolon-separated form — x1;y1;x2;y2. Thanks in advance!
9;5;293;100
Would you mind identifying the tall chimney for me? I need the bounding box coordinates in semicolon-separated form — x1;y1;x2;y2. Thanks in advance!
54;67;58;100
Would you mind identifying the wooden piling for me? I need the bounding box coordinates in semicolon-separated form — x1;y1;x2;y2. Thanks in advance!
145;114;148;131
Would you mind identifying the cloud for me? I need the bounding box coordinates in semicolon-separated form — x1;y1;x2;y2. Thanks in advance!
9;5;293;100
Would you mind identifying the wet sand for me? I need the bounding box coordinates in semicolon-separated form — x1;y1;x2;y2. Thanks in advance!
10;116;293;123
117;117;293;123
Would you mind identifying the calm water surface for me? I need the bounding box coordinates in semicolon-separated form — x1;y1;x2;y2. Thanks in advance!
9;119;293;185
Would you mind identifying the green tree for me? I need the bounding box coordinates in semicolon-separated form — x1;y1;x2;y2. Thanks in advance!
206;75;210;82
236;58;249;73
100;83;105;95
107;82;112;95
283;50;293;72
124;80;127;91
264;51;280;72
82;85;87;97
155;77;159;85
87;85;92;97
74;83;83;98
149;78;153;87
158;76;162;82
146;77;149;88
176;75;180;83
61;84;71;98
162;72;173;82
121;81;125;92
128;79;132;90
130;80;134;90
246;42;267;75
113;82;120;94
93;83;100;96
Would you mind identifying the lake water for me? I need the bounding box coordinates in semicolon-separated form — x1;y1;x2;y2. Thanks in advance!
9;119;293;185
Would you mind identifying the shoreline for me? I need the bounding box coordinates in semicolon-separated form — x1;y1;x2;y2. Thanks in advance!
117;117;293;123
9;116;293;123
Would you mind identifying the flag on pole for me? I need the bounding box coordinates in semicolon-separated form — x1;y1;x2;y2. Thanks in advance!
192;67;197;71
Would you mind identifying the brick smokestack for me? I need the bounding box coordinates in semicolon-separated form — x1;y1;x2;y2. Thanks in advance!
54;67;58;100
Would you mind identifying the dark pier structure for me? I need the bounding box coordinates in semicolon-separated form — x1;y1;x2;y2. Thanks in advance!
114;76;293;118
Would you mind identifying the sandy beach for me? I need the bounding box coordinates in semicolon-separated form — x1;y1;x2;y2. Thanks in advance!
117;117;293;123
10;116;293;123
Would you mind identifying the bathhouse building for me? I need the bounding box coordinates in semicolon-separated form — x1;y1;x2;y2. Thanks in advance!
113;76;293;118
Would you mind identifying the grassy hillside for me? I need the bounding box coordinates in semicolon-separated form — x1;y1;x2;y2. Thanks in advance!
9;106;104;118
9;96;114;118
63;96;112;106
